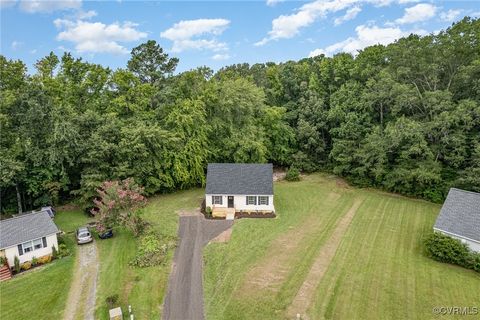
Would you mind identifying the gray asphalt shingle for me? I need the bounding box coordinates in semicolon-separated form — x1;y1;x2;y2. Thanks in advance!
434;188;480;242
0;210;59;249
206;163;273;195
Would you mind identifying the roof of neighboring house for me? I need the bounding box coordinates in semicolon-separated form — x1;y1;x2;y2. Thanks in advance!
0;210;59;249
206;163;273;195
434;188;480;243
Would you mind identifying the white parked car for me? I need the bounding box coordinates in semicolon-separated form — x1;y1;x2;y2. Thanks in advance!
76;227;93;244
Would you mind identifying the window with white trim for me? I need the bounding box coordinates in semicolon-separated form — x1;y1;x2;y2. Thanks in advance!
212;196;223;205
22;241;33;253
246;196;257;205
258;196;269;205
19;237;45;255
33;238;43;250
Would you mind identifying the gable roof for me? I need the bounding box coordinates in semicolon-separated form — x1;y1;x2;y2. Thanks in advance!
0;210;59;249
206;163;273;195
434;188;480;243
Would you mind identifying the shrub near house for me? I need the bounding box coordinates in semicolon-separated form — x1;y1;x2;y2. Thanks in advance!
425;233;480;272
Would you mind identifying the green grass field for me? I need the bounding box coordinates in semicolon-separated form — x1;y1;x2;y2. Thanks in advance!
2;174;478;320
203;174;480;320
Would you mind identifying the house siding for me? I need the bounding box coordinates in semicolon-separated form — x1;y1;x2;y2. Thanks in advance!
206;194;275;212
3;233;58;266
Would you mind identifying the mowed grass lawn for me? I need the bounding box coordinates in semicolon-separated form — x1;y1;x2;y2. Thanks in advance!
0;210;90;320
203;174;480;320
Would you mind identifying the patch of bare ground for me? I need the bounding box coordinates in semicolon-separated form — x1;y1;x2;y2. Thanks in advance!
335;177;350;188
209;227;233;243
240;225;309;293
63;242;99;320
176;208;201;216
239;193;341;294
56;203;79;211
286;199;364;320
273;168;287;181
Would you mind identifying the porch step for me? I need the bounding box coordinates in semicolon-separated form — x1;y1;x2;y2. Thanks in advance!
0;264;12;281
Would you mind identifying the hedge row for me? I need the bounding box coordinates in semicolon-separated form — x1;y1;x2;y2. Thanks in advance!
424;232;480;273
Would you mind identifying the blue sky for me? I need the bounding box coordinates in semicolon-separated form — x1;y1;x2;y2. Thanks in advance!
1;0;479;73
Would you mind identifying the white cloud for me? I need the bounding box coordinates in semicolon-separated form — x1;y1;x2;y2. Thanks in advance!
266;0;284;6
19;0;81;13
212;53;230;60
314;24;407;56
308;48;327;57
161;19;229;41
11;40;23;50
75;9;97;20
171;39;228;53
0;0;16;9
257;0;438;45
161;18;230;53
440;9;462;22
55;20;147;54
30;49;37;54
256;0;357;45
395;3;437;24
334;6;361;25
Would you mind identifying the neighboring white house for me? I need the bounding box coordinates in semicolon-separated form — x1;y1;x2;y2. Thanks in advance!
0;210;60;266
205;163;275;218
433;188;480;253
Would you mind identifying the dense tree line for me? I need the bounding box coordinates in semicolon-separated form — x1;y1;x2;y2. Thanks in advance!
1;18;479;214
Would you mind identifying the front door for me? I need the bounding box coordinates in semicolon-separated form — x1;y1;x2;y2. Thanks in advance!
227;196;234;208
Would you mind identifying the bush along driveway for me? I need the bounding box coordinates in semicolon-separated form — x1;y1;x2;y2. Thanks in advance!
163;213;233;320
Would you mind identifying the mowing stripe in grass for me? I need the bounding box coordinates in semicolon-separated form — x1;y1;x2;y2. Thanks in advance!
286;198;364;319
316;195;390;319
273;194;356;312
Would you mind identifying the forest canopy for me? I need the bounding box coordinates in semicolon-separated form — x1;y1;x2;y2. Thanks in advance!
1;17;479;214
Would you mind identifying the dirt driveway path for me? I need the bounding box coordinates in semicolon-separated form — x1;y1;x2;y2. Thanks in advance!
163;213;233;320
63;241;99;320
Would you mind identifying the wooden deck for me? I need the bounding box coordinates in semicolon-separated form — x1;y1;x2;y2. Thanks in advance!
212;207;235;218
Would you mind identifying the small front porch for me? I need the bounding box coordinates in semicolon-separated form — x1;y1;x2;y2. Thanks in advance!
212;207;235;220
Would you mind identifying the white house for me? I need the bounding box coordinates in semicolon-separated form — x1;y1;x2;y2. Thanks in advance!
433;188;480;253
205;163;275;218
0;210;60;267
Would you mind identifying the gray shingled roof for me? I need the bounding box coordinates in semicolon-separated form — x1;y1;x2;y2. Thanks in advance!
206;163;273;195
434;188;480;242
0;211;59;249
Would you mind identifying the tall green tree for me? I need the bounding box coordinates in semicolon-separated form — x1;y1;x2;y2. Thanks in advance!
127;40;178;85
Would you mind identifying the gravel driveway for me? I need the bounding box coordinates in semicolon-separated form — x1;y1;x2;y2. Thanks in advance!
63;241;99;320
162;215;233;320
